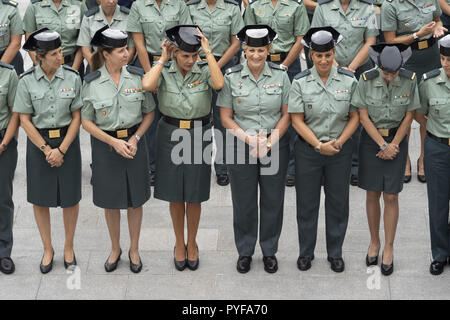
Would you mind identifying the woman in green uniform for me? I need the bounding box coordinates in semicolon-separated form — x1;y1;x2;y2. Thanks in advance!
13;29;82;274
187;0;244;186
217;25;291;274
381;0;446;183
142;25;224;271
81;26;155;273
0;61;19;275
23;0;87;77
352;43;420;276
416;35;450;275
0;0;24;74
289;27;359;273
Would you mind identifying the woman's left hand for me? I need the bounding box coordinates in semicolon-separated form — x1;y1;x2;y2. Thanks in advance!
434;25;448;38
46;148;64;167
128;136;138;156
196;28;211;54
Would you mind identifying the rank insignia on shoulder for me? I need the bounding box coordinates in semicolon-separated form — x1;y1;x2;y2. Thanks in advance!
362;69;379;81
294;69;311;80
422;69;440;81
398;68;415;80
3;0;18;7
225;64;243;75
337;67;355;78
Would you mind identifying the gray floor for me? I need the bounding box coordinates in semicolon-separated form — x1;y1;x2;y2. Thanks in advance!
2;0;449;300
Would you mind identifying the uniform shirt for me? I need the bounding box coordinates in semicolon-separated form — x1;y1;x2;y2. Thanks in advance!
417;68;450;138
187;0;244;57
244;0;310;53
217;62;290;131
126;0;192;55
0;0;23;52
0;63;18;130
23;0;88;56
157;60;213;119
77;5;134;49
13;65;82;129
81;65;155;131
381;0;441;40
351;67;420;129
311;0;378;67
373;0;383;5
288;66;357;141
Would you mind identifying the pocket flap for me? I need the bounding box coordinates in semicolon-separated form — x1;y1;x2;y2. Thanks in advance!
93;99;113;109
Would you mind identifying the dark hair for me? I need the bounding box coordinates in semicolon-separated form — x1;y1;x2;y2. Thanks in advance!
35;49;50;65
91;47;115;71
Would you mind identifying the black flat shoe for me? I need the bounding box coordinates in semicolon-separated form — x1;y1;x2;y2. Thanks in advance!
104;248;122;273
297;255;314;271
430;260;447;275
174;246;187;271
149;171;156;187
403;175;411;183
0;257;15;275
350;174;358;186
285;174;295;187
128;250;142;273
40;249;54;274
186;244;199;271
366;246;379;266
327;257;345;273
381;255;394;276
216;174;229;186
64;251;77;270
417;159;426;183
236;256;252;273
263;256;278;274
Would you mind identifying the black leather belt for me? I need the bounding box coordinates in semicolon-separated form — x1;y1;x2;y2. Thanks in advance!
163;114;211;129
377;127;398;137
104;124;140;139
38;126;69;139
268;52;288;62
0;128;5;140
427;131;450;146
200;55;221;62
411;37;435;51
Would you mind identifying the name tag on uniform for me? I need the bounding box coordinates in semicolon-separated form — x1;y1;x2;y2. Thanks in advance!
49;129;61;139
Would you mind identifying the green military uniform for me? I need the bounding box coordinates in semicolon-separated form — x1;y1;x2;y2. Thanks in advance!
154;60;213;203
77;5;134;50
311;0;378;74
13;65;82;208
381;0;442;80
82;65;154;209
417;68;450;262
288;66;357;259
352;67;420;193
0;0;24;74
216;61;291;257
0;62;18;260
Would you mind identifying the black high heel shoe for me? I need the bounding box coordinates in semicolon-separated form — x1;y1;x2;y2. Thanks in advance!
404;158;411;183
104;248;122;272
174;246;187;271
128;250;142;273
417;159;426;183
64;251;77;270
40;249;54;274
187;244;199;271
365;246;379;266
381;254;394;276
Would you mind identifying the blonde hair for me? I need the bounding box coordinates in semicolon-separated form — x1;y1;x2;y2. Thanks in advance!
308;47;336;60
242;43;274;54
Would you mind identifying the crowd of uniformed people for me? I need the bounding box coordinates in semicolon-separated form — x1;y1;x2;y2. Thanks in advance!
0;0;450;280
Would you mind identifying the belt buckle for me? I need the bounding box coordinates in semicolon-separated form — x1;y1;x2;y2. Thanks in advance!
448;139;450;146
116;129;128;139
418;40;428;50
179;120;191;129
270;54;281;62
378;129;389;137
49;129;61;139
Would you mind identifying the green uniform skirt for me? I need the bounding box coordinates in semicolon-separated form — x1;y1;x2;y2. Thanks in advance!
26;134;81;208
91;135;150;209
358;128;408;194
154;118;212;204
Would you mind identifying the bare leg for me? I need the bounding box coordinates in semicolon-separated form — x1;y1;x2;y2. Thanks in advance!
127;206;143;264
404;127;411;177
416;115;427;177
105;209;121;263
382;193;399;265
33;205;53;265
170;202;186;261
186;203;201;260
366;191;382;257
62;203;79;262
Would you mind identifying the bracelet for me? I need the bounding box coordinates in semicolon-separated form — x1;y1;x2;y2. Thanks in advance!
204;49;212;56
57;147;65;156
155;60;165;66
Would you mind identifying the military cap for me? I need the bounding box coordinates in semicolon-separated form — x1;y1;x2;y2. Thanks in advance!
301;26;343;52
23;28;61;52
368;42;411;73
91;26;128;48
165;25;202;53
236;25;277;47
438;34;450;57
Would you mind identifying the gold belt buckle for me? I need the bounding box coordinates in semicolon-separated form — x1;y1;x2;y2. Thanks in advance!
116;129;128;139
418;40;428;50
48;129;61;139
179;120;191;129
270;54;281;62
378;129;389;137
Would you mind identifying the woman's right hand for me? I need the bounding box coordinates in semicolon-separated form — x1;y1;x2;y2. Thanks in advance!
320;140;340;156
246;134;267;149
112;139;134;159
160;40;175;63
417;21;436;38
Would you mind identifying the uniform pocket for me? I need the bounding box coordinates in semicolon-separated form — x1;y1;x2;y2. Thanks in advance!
165;15;179;30
93;99;114;119
0;24;9;48
30;92;47;113
429;98;450;122
0;87;8;107
59;90;76;110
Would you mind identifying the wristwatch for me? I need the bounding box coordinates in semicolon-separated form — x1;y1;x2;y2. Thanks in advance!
135;134;141;142
280;64;288;71
314;142;322;153
40;144;48;152
380;142;388;151
266;141;272;151
413;32;419;40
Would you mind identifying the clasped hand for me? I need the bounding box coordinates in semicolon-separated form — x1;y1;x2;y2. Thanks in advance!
248;134;269;159
45;148;64;168
376;143;399;160
112;137;138;159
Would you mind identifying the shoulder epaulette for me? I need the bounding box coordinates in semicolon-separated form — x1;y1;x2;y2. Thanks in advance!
62;64;79;74
362;69;379;81
0;61;14;70
225;64;243;75
422;69;440;81
318;0;333;4
84;70;101;83
294;69;311;80
197;61;208;67
248;0;259;5
186;0;201;5
398;68;415;80
224;0;239;5
120;5;130;14
359;0;373;4
268;62;285;71
31;0;42;4
126;65;145;76
20;66;35;78
337;67;355;78
2;0;18;7
85;6;99;17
